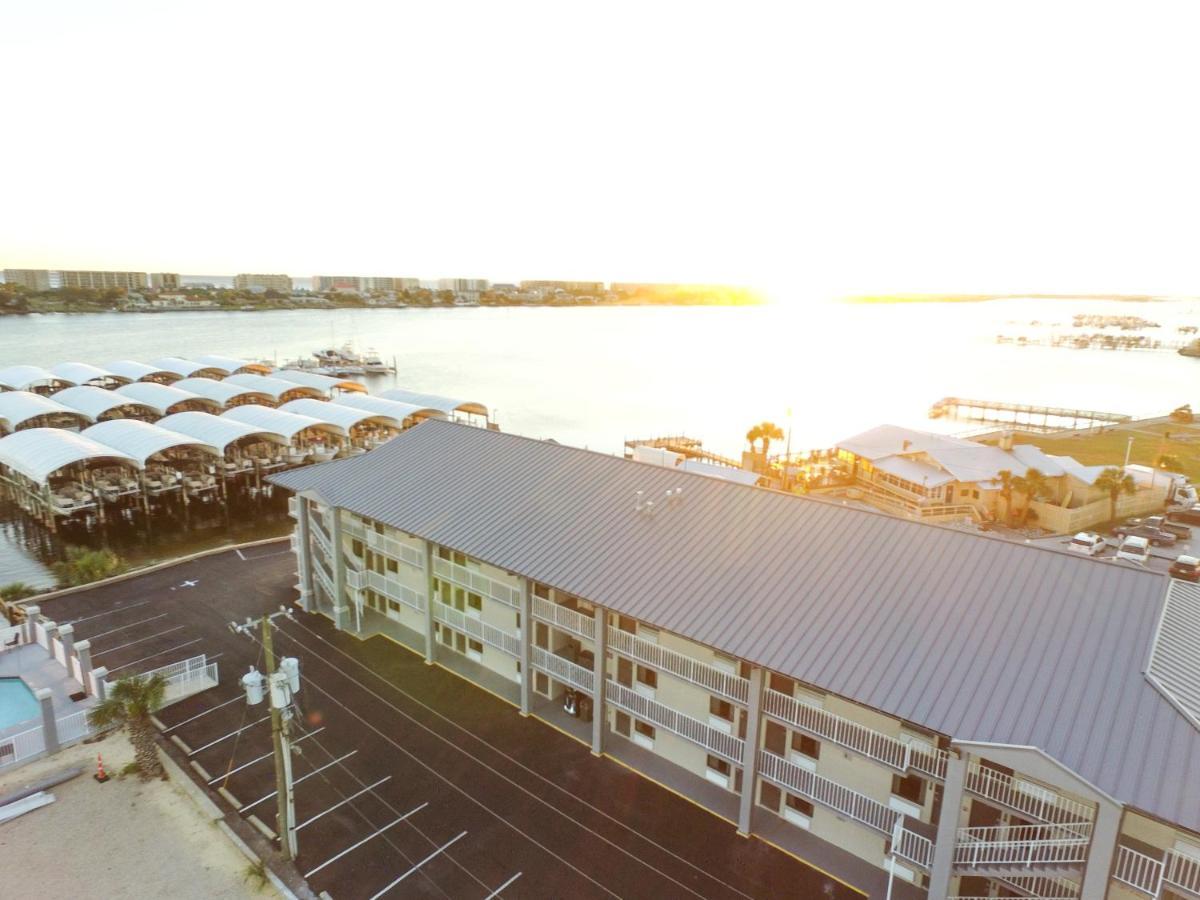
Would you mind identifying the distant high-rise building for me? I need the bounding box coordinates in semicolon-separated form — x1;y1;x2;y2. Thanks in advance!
520;280;605;294
312;275;421;293
150;273;181;290
312;275;362;292
437;278;490;294
3;269;57;290
234;273;292;292
58;270;149;290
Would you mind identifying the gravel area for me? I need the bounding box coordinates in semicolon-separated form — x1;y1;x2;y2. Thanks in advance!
0;732;278;900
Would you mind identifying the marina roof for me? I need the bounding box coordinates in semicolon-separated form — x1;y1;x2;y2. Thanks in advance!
0;427;139;484
0;365;63;392
81;420;219;465
332;394;448;425
114;382;219;415
48;362;115;386
103;359;174;383
0;391;86;431
273;369;367;395
174;377;272;408
191;354;270;375
224;373;325;401
52;385;157;422
378;388;486;416
222;404;344;440
158;411;287;453
147;357;225;379
279;398;391;431
270;420;1200;831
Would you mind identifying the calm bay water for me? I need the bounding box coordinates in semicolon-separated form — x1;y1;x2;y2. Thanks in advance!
1;299;1198;584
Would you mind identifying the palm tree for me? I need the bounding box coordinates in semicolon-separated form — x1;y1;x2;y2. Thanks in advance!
1156;453;1183;471
52;547;125;588
745;424;763;455
87;674;167;780
1094;467;1136;523
1013;467;1050;525
997;470;1016;525
748;421;784;457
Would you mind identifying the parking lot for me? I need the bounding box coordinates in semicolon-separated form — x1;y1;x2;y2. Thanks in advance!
1027;519;1196;574
39;543;859;900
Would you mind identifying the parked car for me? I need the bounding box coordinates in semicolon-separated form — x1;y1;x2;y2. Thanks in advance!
1169;554;1200;582
1067;532;1107;556
1116;535;1151;564
1112;522;1177;547
1168;505;1200;526
1141;515;1192;542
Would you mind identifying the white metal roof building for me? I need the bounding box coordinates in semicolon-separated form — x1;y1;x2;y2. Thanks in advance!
174;377;273;409
51;385;158;423
48;362;117;387
332;393;448;426
114;382;220;416
191;354;270;375
278;398;394;432
81;420;220;465
103;359;178;384
222;405;344;441
0;427;139;485
224;373;326;402
148;357;227;380
0;365;67;393
157;412;287;453
273;369;367;397
0;391;89;433
378;388;487;417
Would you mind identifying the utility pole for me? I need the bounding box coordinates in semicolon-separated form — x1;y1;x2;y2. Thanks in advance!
232;607;301;860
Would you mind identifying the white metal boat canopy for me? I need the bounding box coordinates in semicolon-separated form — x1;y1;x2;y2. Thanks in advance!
0;427;140;485
0;391;85;430
333;393;448;425
147;357;227;379
175;377;271;408
222;404;344;440
223;373;325;401
192;354;269;375
48;362;115;386
0;365;62;392
52;385;156;422
115;382;217;415
273;369;367;395
378;388;486;417
279;398;390;431
81;420;220;464
158;411;288;452
103;360;174;383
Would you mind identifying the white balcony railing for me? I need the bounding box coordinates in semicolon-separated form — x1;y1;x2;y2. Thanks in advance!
763;688;948;780
433;603;521;657
432;558;520;609
531;646;594;694
758;748;900;835
1165;849;1200;895
894;827;936;871
310;516;333;558
531;596;596;639
607;627;750;705
953;822;1091;869
964;762;1095;825
312;559;335;601
607;680;744;763
364;571;425;613
365;529;424;570
1114;845;1165;895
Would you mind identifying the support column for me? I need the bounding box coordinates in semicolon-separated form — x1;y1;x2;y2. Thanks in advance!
422;542;436;664
1080;800;1123;900
330;507;349;631
58;624;76;671
591;607;607;756
43;621;58;659
737;667;765;837
519;579;532;716
927;753;968;899
75;640;94;694
296;498;314;613
37;688;58;755
92;666;109;701
23;605;40;645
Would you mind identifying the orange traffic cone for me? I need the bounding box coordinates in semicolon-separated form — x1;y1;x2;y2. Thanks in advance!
94;753;110;783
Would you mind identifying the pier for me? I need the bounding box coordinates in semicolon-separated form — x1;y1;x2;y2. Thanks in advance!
928;396;1131;432
623;435;741;469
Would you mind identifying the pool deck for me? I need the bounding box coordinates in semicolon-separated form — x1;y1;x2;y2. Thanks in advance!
0;644;92;738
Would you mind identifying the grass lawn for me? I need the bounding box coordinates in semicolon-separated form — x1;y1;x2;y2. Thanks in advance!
1007;422;1200;482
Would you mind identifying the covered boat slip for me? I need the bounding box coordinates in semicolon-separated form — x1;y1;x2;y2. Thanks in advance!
48;361;121;389
52;385;159;424
147;356;230;380
174;377;274;409
279;398;401;451
113;381;222;416
378;387;490;425
158;411;290;477
221;405;346;463
222;372;326;403
102;359;181;384
333;392;449;428
273;368;367;397
0;365;70;395
0;392;90;435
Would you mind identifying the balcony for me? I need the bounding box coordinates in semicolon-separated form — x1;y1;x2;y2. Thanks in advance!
365;529;424;570
310;516;333;559
763;688;948;780
757;748;903;837
433;603;521;657
531;596;596;639
363;570;425;613
432;557;519;608
953;822;1091;871
531;646;594;694
1115;844;1200;897
607;680;744;763
607;626;749;704
964;762;1095;826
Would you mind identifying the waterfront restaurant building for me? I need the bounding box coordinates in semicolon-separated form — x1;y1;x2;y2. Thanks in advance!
272;420;1200;900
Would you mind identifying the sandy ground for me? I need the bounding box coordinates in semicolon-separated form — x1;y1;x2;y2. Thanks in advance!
0;731;279;899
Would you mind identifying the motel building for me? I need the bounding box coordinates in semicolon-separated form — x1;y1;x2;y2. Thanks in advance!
271;420;1200;900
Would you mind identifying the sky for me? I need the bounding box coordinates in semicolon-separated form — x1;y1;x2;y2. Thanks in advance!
3;1;1200;297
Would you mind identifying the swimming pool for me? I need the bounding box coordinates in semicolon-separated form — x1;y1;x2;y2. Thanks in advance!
0;678;40;730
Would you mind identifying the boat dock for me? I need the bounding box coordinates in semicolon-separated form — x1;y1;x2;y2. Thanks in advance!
624;435;742;469
928;396;1131;432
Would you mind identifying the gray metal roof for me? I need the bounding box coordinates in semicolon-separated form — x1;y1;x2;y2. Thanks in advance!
270;420;1200;830
1147;579;1200;730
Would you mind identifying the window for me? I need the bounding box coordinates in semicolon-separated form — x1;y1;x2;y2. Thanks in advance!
438;547;451;560
387;598;401;614
769;674;794;695
468;639;483;655
615;711;631;737
635;666;657;688
892;773;926;805
467;592;482;613
453;551;466;566
710;697;734;721
786;795;814;817
351;539;364;557
763;720;787;755
618;615;637;634
373;522;384;534
759;781;782;812
535;672;549;696
791;733;820;760
634;721;655;739
706;755;731;776
386;558;398;574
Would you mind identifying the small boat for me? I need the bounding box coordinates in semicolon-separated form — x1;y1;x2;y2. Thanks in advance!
1179;338;1200;358
307;444;337;463
362;348;394;374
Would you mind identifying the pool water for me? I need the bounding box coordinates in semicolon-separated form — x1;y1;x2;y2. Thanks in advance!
0;678;40;730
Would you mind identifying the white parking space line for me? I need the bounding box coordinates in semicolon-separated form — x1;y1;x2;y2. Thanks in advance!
80;612;168;640
208;727;326;784
239;750;357;812
368;831;468;900
483;872;523;899
304;803;429;879
65;599;153;626
163;695;243;733
236;547;293;561
92;624;186;656
295;777;391;831
186;715;271;756
104;638;204;673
